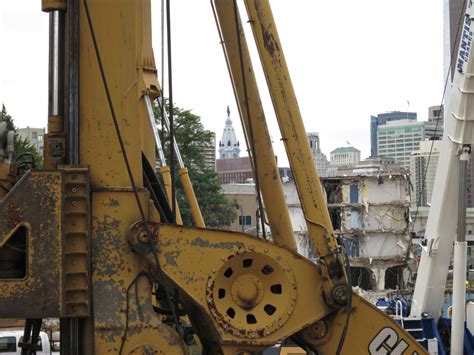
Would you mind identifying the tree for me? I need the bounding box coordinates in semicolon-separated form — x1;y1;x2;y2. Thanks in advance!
155;101;238;228
0;104;43;168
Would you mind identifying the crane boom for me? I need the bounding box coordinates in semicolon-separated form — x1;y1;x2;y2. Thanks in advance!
411;0;474;321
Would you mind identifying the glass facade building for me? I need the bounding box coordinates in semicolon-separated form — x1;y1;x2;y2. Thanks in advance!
370;112;417;157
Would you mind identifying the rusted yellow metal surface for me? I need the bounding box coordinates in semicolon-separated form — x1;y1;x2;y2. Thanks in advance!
0;171;64;318
0;163;15;199
243;0;348;309
43;115;66;169
91;191;182;354
160;165;183;225
77;0;184;352
41;0;66;12
178;167;205;228
0;0;429;353
128;222;427;354
129;222;331;352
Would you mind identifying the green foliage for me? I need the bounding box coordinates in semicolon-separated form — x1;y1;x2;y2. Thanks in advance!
155;101;238;228
1;104;16;132
0;104;43;168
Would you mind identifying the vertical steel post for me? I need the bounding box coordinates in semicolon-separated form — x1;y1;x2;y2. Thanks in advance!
452;145;470;354
67;0;80;164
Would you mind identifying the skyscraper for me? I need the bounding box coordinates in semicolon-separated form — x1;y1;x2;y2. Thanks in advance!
218;107;240;159
307;132;329;177
410;140;441;207
377;119;424;169
200;132;216;170
370;111;417;157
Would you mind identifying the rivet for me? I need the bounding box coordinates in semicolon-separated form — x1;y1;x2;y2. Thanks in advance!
71;187;77;193
212;269;216;273
72;220;77;226
288;310;292;315
221;256;226;261
264;248;268;253
72;174;77;180
71;201;77;206
249;246;253;251
286;267;291;271
276;256;281;260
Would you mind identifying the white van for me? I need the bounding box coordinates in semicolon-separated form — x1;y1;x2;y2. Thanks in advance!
0;330;57;355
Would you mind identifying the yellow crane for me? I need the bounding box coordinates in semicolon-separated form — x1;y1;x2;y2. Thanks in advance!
0;0;427;354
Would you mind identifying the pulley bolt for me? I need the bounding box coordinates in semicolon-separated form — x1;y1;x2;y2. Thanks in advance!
332;285;348;305
138;232;149;244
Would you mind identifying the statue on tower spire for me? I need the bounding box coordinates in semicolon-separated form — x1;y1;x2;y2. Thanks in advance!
218;106;240;159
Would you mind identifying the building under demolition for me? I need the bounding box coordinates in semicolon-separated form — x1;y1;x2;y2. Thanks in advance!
322;173;414;291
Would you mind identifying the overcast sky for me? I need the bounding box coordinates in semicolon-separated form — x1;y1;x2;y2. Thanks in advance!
0;1;444;164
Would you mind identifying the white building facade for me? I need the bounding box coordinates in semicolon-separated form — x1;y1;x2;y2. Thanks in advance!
329;146;361;167
17;127;45;156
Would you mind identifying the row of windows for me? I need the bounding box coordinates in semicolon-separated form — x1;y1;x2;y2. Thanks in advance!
378;127;423;135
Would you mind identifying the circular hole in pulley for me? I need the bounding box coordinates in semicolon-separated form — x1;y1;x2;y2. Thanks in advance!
270;284;282;294
224;267;233;278
242;258;253;268
261;264;274;275
246;314;257;324
264;304;277;316
226;307;236;319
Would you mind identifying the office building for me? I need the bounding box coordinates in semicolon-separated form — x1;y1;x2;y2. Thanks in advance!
221;183;258;234
17;127;45;156
370;111;417;157
330;146;361;167
307;132;329;177
410;140;441;207
200;132;216;170
377;120;425;169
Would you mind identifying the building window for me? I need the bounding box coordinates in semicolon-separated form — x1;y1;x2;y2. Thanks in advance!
239;215;252;226
32;132;37;139
38;135;43;141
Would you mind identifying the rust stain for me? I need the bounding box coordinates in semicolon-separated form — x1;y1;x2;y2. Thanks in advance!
190;236;243;250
